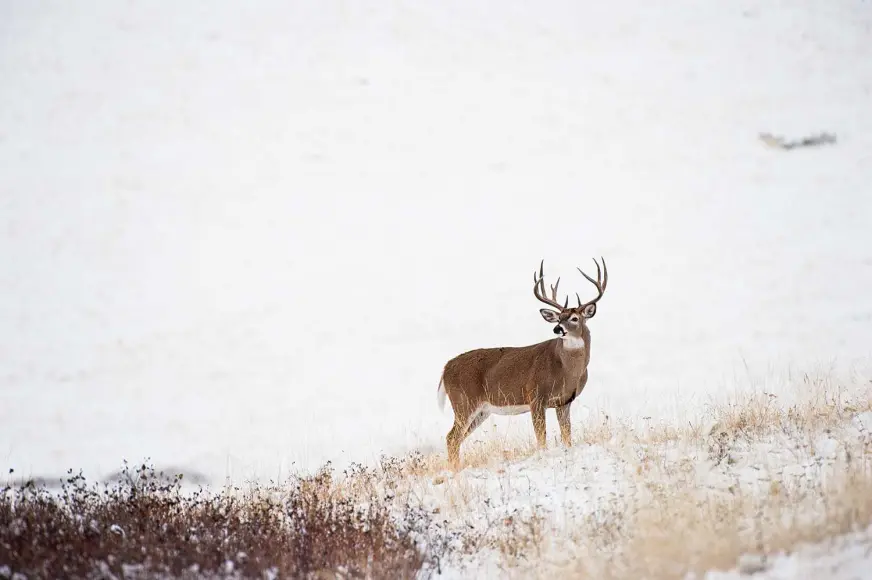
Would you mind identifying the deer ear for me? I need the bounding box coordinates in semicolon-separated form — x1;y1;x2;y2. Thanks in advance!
539;309;560;323
582;303;597;318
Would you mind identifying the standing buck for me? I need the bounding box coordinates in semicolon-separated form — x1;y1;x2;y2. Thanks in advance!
437;258;608;468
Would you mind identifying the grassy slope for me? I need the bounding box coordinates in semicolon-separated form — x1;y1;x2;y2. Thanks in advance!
3;371;871;579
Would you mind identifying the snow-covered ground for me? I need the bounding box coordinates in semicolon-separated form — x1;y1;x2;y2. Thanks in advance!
2;0;871;488
397;396;872;577
705;526;872;580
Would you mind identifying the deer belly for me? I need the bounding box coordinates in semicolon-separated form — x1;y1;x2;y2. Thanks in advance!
482;403;530;416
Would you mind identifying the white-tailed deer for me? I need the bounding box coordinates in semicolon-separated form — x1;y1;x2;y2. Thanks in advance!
437;258;608;468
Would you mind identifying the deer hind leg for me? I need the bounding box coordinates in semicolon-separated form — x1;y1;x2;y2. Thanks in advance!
446;411;473;469
556;403;572;447
446;419;465;469
446;406;488;469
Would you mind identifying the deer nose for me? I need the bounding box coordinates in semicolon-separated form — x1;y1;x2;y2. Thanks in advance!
553;325;565;336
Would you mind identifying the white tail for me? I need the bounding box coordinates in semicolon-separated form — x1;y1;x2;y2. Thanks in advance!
436;378;447;411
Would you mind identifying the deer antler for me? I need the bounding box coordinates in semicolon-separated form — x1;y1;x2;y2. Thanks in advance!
533;260;568;310
577;257;608;306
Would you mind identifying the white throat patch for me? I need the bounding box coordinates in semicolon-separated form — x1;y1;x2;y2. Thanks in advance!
561;336;586;350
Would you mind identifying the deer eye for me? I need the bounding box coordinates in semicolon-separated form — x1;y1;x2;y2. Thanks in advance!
570;316;579;323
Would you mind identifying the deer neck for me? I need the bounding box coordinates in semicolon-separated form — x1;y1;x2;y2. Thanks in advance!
555;326;591;372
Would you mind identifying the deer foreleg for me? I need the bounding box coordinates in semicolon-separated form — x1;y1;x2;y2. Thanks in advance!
530;400;547;448
556;403;572;446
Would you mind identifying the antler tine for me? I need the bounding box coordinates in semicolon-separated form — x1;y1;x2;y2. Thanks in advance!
534;272;548;306
577;256;608;305
550;277;561;303
577;264;598;286
542;278;569;310
533;259;565;310
551;278;569;309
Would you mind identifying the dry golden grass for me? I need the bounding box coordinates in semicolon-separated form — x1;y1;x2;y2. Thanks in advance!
562;463;872;580
711;378;870;437
377;431;542;484
386;373;872;578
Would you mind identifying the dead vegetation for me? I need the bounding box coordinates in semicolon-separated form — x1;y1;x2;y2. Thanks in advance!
0;463;431;580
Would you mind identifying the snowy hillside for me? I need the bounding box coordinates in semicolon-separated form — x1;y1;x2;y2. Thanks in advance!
2;0;871;488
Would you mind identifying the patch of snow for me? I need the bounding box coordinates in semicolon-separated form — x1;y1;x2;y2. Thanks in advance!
109;524;125;537
736;553;769;575
705;526;872;580
853;412;872;434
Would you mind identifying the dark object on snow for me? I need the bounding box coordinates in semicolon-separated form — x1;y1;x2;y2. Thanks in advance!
759;131;837;150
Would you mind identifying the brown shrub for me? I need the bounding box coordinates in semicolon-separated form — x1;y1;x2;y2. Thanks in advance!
0;462;432;579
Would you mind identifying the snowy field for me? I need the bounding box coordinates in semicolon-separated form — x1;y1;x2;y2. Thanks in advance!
414;386;872;578
2;0;871;491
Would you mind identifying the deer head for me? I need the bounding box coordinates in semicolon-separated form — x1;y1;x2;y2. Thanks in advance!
533;258;608;339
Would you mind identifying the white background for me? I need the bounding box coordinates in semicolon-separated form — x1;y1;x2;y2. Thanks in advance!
1;0;870;483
